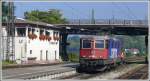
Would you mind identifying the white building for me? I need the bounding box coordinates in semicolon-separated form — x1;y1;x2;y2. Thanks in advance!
2;19;61;64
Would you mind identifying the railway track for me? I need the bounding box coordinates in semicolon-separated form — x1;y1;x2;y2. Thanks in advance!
58;72;104;79
3;68;76;80
116;64;148;79
58;72;102;79
125;56;145;61
56;64;148;80
56;64;128;79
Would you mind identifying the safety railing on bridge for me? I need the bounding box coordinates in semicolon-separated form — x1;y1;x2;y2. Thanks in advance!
66;19;148;26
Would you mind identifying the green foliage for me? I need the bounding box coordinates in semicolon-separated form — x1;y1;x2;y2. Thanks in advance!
68;53;79;62
116;35;146;54
24;9;67;24
2;2;15;22
2;60;16;65
125;52;132;57
2;2;8;22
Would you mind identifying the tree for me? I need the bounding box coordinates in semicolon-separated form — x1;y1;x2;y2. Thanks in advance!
116;35;146;55
2;2;15;62
2;2;9;22
24;9;67;24
2;2;15;22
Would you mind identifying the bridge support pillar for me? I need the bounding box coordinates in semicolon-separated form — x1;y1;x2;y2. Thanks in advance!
145;35;148;63
145;35;148;54
60;32;69;61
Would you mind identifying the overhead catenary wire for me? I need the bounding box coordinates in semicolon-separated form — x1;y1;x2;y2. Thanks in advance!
62;2;81;23
123;3;138;20
62;2;91;20
111;2;137;20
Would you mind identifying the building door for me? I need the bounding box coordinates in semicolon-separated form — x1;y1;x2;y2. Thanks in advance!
55;50;57;60
40;50;42;60
46;50;48;61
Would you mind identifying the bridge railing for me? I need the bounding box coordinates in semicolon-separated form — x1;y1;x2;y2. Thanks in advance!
67;19;148;26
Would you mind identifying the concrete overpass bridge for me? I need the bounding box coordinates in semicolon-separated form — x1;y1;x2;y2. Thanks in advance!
55;19;148;35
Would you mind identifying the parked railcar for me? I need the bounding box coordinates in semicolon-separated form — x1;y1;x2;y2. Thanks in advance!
76;35;125;72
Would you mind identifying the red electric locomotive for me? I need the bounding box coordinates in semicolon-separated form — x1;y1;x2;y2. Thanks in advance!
76;35;125;72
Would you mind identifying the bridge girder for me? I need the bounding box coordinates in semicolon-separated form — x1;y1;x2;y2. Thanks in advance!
56;25;148;36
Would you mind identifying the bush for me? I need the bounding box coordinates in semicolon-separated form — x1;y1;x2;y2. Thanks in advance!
68;53;79;62
2;60;17;65
125;53;132;57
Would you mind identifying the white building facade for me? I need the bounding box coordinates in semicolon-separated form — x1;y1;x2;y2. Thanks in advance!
2;19;61;64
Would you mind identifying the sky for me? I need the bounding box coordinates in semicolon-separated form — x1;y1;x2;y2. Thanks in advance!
14;2;148;20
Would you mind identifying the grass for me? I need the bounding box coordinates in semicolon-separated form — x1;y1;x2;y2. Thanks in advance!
2;60;17;65
68;53;79;62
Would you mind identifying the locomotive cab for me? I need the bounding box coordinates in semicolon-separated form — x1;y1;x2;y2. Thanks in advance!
80;38;108;60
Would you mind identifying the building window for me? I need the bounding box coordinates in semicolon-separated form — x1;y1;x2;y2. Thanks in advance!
53;32;56;36
19;39;23;43
16;28;26;37
30;50;32;54
32;29;35;33
28;28;32;34
46;31;50;36
53;32;57;41
40;29;44;35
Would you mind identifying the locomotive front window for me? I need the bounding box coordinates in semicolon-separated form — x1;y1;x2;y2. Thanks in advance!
82;40;91;48
95;40;104;48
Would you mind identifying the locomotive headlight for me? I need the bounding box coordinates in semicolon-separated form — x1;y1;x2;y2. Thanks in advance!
89;55;95;58
92;55;96;58
82;55;86;57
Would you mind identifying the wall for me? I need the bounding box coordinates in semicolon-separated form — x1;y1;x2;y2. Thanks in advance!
3;25;60;64
26;28;60;63
14;37;27;64
2;28;7;60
